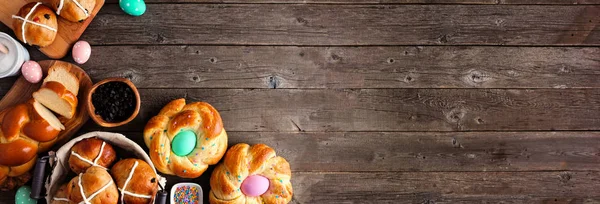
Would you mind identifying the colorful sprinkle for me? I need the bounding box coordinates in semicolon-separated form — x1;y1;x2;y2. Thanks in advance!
174;185;199;204
201;147;205;150
211;143;215;147
183;170;187;173
205;138;209;141
276;195;279;198
226;172;230;175
149;136;153;140
280;179;283;183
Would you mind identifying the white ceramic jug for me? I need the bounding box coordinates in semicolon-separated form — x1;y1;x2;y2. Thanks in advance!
0;32;30;78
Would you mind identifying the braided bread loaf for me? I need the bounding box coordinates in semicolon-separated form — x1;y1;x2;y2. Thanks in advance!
0;100;65;190
144;98;228;178
210;144;293;204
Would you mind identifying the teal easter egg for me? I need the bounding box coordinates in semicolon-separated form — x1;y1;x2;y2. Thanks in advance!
171;130;197;156
119;0;146;16
15;186;36;204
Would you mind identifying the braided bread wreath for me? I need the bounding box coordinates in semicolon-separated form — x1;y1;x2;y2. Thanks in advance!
144;98;228;178
210;143;293;204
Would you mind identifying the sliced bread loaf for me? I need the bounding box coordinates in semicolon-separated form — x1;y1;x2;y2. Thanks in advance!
33;81;78;119
43;65;80;96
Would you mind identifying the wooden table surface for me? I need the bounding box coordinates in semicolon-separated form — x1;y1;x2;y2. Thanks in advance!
1;0;600;203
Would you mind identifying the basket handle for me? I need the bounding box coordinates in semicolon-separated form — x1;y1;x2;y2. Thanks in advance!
30;156;49;199
155;190;167;204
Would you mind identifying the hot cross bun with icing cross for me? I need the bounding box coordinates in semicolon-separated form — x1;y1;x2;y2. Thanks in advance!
110;158;159;204
66;166;119;204
12;2;58;47
50;0;96;22
68;137;117;174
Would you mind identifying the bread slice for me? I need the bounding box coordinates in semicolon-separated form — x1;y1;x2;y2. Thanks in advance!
43;65;80;96
33;81;78;119
32;100;64;131
22;100;64;143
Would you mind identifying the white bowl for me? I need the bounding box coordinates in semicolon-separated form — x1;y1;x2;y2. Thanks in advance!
170;182;203;204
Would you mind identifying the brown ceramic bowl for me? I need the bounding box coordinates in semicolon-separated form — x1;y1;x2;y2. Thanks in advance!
86;78;140;127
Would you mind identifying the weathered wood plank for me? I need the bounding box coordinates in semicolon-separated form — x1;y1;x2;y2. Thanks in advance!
77;88;600;132
3;171;599;203
76;46;600;89
501;0;600;4
103;0;600;4
83;4;600;46
106;131;600;172
290;171;600;203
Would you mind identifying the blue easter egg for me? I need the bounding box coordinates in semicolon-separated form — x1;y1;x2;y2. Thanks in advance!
15;186;36;204
171;130;197;156
119;0;146;16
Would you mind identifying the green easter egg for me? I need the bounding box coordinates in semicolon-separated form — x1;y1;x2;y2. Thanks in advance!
15;186;36;204
172;130;197;156
119;0;146;16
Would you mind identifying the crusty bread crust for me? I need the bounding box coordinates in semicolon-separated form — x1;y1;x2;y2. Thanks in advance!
12;3;58;47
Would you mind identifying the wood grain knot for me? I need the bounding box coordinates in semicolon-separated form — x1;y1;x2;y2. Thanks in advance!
331;54;342;61
122;71;139;83
475;117;484;124
452;137;464;148
192;75;201;82
559;66;572;73
296;17;308;25
209;57;218;64
463;70;492;86
268;76;280;89
559;173;572;182
155;33;167;43
445;108;466;123
421;199;436;204
438;34;449;44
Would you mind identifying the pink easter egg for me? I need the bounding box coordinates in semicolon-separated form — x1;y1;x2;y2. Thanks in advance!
72;41;91;64
241;175;270;197
21;61;42;83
